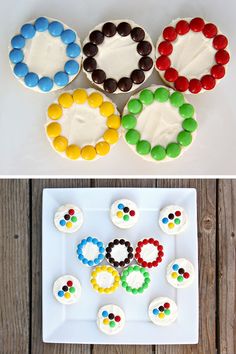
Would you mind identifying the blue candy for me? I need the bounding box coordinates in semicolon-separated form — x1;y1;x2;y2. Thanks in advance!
81;239;87;246
82;258;88;264
24;72;39;87
48;21;64;37
58;290;64;297
118;203;124;210
14;63;28;77
102;310;108;317
78;254;84;260
92;238;98;244
97;242;103;248
59;219;66;227
21;24;36;39
61;29;76;44
38;77;53;92
172;264;179;271
153;308;159;315
66;43;81;58
88;260;94;266
98;254;104;260
35;17;49;32
54;71;69;86
64;60;79;75
11;35;25;49
86;236;93;242
162;217;168;224
94;258;99;264
99;247;105;253
9;49;24;64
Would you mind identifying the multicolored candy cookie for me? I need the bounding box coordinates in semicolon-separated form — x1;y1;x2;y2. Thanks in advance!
159;205;187;234
77;236;105;266
105;238;134;268
97;304;125;335
121;265;151;294
110;199;139;229
134;238;164;268
149;297;178;326
166;258;195;288
54;204;83;233
53;275;81;304
90;265;120;294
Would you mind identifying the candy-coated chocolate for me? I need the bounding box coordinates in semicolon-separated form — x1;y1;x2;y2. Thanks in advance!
139;57;153;71
151;145;166;161
179;103;194;118
58;93;73;108
46;122;61;138
54;71;69;86
21;23;36;39
48;21;63;37
131;69;145;84
89;30;104;45
24;72;39;87
125;129;140;145
100;102;115;117
64;60;79;75
128;99;143;114
154;87;169;102
66;144;81;160
73;89;88;104
203;23;217;38
35;17;49;32
83;57;97;72
166;143;181;158
53;136;68;152
176;20;190;35
139;89;154;105
174;76;189;92
103;129;119;144
189;79;202;94
137;41;152;56
38;77;53;92
122;114;137;129
103;79;117;93
95;141;110;156
131;27;145;42
87;92;103;108
102;22;116;37
14;62;28;77
106;114;121;129
169;91;184;107
158;41;173;56
118;77;133;92
163;26;177;41
117;22;131;36
48;104;63;120
81;145;97;160
9;49;24;64
61;29;76;44
92;69;106;84
83;42;98;57
136;140;151;155
66;43;81;58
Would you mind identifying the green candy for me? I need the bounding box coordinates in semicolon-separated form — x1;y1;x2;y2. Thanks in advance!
170;91;184;107
144;272;150;278
166;143;181;158
132;288;138;294
123;270;129;277
145;278;150;284
177;131;192;146
136;140;151;155
123;214;129;221
179;103;194;118
126;286;132;292
174;218;180;224
177;275;183;282
138;287;144;293
140;267;146;273
151;145;166;161
120;276;126;282
71;216;77;222
125;129;140;145
122;114;137;129
139;89;154;105
69;286;75;293
122;281;128;287
182;118;198;132
128;266;133;273
143;283;148;289
164;309;171;315
134;265;140;271
154;87;170;102
109;321;116;328
128;99;143;114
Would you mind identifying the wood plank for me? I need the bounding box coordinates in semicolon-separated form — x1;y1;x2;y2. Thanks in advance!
31;179;91;354
0;180;30;353
217;180;236;354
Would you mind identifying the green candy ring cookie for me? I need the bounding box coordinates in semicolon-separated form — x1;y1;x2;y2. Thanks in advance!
121;265;151;294
122;85;198;162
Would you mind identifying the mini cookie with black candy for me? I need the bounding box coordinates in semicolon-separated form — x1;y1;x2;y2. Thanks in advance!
82;19;154;94
53;275;81;304
9;17;82;92
110;199;139;229
135;238;164;268
149;297;178;326
122;85;198;162
105;238;134;268
54;204;83;233
166;258;195;288
155;17;230;94
159;205;187;235
97;304;125;335
77;237;105;266
121;265;151;294
90;265;120;294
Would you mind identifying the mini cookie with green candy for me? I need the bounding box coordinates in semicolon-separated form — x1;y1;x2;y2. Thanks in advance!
121;265;151;294
110;199;139;229
97;304;125;335
159;205;188;235
122;85;197;162
54;204;83;233
166;258;195;288
53;275;81;305
148;297;178;326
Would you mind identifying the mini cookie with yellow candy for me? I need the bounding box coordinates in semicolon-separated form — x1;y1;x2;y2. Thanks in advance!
45;88;120;160
110;199;139;229
53;275;81;305
90;265;120;294
54;204;83;233
159;205;187;235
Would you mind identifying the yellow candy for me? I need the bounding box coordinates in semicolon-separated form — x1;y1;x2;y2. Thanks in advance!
98;287;104;293
171;272;178;279
46;122;61;138
90;278;96;285
73;89;87;104
114;281;119;287
107;114;121;129
66;144;81;160
158;313;165;319
168;222;174;229
107;267;113;273
100;101;115;117
64;292;71;299
101;265;107;271
66;221;72;228
110;286;116;292
93;284;99;290
91;271;97;277
96;266;101;272
116;211;123;218
81;145;96;160
53;136;68;152
104;288;110;294
112;271;117;277
103;129;119;144
115;275;120;282
58;93;74;108
47;103;62;120
88;92;103;108
95;141;110;156
103;318;109;325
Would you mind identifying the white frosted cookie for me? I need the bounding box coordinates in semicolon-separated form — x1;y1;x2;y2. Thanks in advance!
166;258;195;288
121;265;151;295
54;204;83;233
105;238;134;268
159;205;187;235
53;275;81;304
110;199;139;229
134;238;164;268
77;237;105;266
90;265;120;294
149;297;178;326
97;304;125;335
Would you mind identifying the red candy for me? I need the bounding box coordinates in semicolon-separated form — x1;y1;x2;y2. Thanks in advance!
67;280;73;287
153;240;159;246
163;26;177;41
215;50;230;65
152;260;158;267
148;238;154;244
69;209;75;215
158;245;163;251
115;315;121;322
142;261;147;267
135;238;163;268
164;68;178;82
175;211;181;217
129;210;135;216
184;272;190;279
143;239;148;245
137;241;143;247
201;75;216;90
164;302;170;309
203;23;217;38
158;251;164;257
156;55;171;71
147;262;152;268
176;20;190;35
211;64;225;79
174;76;189;92
158;41;173;55
189;79;202;94
213;35;228;50
190;17;205;32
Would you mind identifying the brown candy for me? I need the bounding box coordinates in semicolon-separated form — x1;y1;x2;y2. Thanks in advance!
83;42;98;57
139;56;153;71
131;69;145;84
92;69;106;84
117;22;131;36
89;30;104;45
83;57;97;72
102;22;116;37
103;78;118;93
137;41;152;56
118;77;133;92
105;239;134;268
131;27;145;42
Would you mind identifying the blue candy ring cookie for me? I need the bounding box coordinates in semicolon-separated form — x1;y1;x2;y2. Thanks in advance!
9;16;82;92
77;237;105;266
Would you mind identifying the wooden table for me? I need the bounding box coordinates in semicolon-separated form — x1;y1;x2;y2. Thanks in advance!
0;179;235;354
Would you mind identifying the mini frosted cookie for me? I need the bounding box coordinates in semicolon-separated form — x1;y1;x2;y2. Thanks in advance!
122;85;197;162
110;199;139;229
135;238;164;268
97;304;125;335
149;297;178;326
9;17;82;92
159;205;187;235
121;265;150;294
155;17;230;94
90;265;120;294
105;238;134;268
54;204;83;233
167;258;195;288
53;275;81;304
45;88;120;161
77;237;105;266
82;20;154;94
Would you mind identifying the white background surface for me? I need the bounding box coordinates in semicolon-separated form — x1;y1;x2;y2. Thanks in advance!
42;188;198;344
1;0;235;176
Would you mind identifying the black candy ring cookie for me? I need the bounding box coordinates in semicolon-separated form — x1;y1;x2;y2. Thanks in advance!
82;19;154;94
105;238;134;268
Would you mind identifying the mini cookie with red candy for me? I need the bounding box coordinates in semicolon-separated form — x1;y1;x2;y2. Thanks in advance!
53;275;81;305
54;204;83;233
134;238;164;268
159;205;187;235
166;258;195;288
110;199;139;229
105;238;134;268
149;297;178;326
97;304;125;335
155;17;230;94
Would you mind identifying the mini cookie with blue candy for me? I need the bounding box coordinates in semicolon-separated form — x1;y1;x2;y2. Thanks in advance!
97;304;125;335
148;297;178;326
9;17;82;92
166;258;195;288
53;274;81;305
77;237;105;266
110;199;139;229
54;204;83;233
159;205;187;235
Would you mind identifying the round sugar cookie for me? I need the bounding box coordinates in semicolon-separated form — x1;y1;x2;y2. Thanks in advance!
77;236;105;266
97;304;125;335
105;238;134;268
121;265;150;294
149;297;178;326
166;258;195;288
54;204;83;233
134;238;164;268
110;199;139;229
159;205;187;235
90;265;120;294
53;275;81;304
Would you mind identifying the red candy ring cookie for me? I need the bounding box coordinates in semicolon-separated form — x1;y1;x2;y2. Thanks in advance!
134;238;164;268
155;17;230;94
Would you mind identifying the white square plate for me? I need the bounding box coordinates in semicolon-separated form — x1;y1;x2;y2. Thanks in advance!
42;188;198;344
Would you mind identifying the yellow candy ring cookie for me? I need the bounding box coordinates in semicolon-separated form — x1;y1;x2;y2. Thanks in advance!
45;88;121;160
90;265;120;294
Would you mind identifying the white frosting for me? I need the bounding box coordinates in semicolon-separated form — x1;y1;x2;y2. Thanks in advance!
166;258;195;288
126;271;145;288
110;199;139;229
83;19;154;94
149;297;178;326
159;205;187;235
54;204;83;233
53;275;81;305
122;85;197;162
96;271;115;288
9;17;82;92
97;304;125;335
106;238;133;267
140;243;158;262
